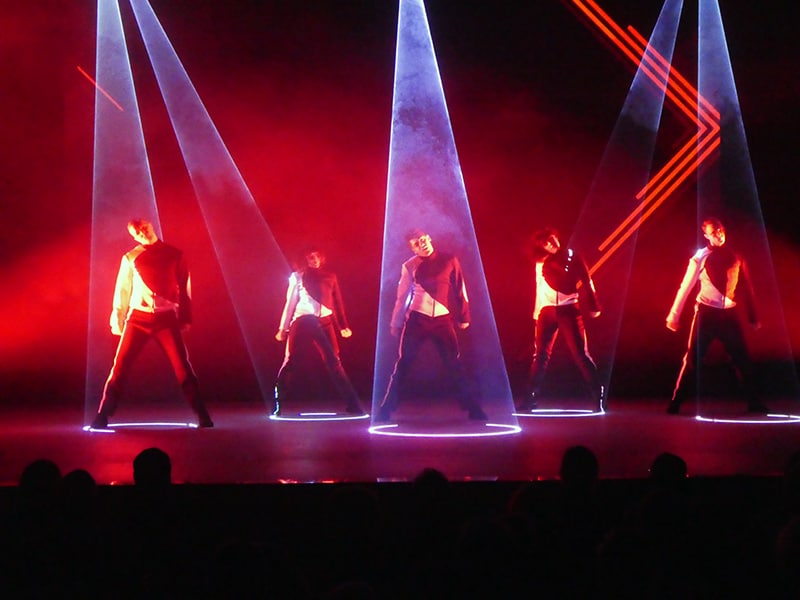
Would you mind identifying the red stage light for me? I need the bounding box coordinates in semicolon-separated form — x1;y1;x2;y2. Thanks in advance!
570;1;721;275
76;65;124;111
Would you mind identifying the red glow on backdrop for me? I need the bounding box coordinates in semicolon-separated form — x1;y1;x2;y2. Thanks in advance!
1;1;798;411
0;226;92;367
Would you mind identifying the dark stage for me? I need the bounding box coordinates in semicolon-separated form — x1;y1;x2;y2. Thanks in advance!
2;396;799;486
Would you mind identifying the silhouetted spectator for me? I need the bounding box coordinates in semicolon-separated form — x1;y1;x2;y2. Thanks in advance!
649;452;688;492
410;467;459;542
113;447;196;597
61;468;98;513
560;444;599;496
775;515;800;597
58;468;108;595
133;446;172;491
454;511;539;598
506;447;608;595
598;452;706;597
315;485;385;596
0;459;64;596
398;468;463;597
19;458;62;500
550;446;606;595
782;449;800;516
769;450;800;598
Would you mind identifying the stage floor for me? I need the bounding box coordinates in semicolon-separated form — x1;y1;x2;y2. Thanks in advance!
1;396;799;486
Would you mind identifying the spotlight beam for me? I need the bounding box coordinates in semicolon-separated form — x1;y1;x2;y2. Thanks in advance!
129;0;290;404
696;0;799;394
85;0;161;422
372;0;517;429
565;0;683;398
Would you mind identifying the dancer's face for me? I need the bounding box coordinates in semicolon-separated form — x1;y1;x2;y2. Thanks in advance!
128;221;157;245
542;234;560;254
409;233;434;257
703;224;726;247
305;251;324;269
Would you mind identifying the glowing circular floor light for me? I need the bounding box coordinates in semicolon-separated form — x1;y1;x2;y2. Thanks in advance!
269;412;371;423
695;413;800;425
369;422;521;438
84;420;199;432
513;408;606;418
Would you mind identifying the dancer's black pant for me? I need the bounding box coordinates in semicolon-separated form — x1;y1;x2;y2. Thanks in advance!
98;310;207;418
382;311;479;412
528;304;599;397
671;303;757;406
275;314;359;407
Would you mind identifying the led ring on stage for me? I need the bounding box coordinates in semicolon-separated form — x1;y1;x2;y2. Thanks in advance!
513;408;606;418
269;412;371;422
368;422;521;438
83;421;200;432
695;413;800;425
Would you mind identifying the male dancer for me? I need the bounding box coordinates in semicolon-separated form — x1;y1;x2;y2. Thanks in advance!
90;219;213;429
274;247;364;416
665;217;767;415
378;229;487;422
518;227;604;412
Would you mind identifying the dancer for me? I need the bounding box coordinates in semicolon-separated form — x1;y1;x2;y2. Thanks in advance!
518;227;604;412
274;247;364;416
90;219;213;429
378;229;487;422
665;217;767;415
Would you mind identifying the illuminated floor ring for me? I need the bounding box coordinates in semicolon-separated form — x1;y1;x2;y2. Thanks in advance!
269;412;371;423
368;423;521;438
513;408;606;418
83;421;199;432
694;413;800;425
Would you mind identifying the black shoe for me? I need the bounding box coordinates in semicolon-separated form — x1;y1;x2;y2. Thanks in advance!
666;401;681;415
747;401;769;414
198;414;214;428
89;414;108;429
516;395;538;412
468;407;488;421
272;384;288;417
597;385;607;412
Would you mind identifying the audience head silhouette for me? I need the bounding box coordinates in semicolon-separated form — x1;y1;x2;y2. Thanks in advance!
133;447;172;490
559;445;599;494
649;452;688;490
19;458;61;492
